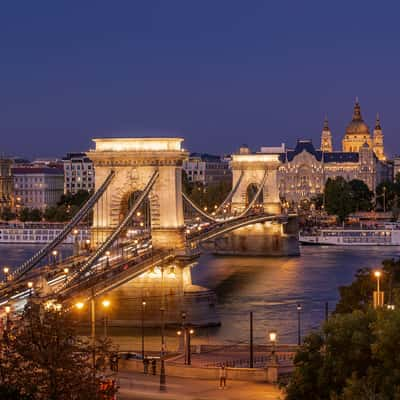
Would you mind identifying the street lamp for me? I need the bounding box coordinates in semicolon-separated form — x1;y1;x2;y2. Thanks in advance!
374;270;382;308
27;281;33;297
296;304;302;346
105;251;111;269
141;300;146;359
269;330;277;363
3;267;9;283
52;250;58;267
75;297;96;378
72;229;79;256
160;266;166;391
4;305;11;335
102;299;111;338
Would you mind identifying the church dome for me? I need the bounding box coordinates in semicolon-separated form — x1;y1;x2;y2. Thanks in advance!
345;100;370;137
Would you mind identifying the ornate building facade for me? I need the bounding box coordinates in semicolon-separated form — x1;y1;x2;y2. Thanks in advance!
277;100;389;204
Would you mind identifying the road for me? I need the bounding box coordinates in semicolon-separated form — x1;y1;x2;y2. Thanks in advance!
117;371;283;400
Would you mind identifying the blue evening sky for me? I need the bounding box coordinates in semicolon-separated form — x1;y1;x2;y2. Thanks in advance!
1;0;400;158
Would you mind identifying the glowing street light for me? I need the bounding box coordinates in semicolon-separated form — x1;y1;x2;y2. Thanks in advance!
5;306;11;314
374;270;383;308
296;304;302;346
75;302;84;310
63;267;69;274
105;251;111;268
141;300;146;359
269;330;277;363
102;299;111;338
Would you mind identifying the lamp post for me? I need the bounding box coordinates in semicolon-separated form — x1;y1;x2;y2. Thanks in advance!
5;305;11;328
374;270;382;308
72;229;79;256
101;299;111;338
85;239;91;253
181;311;187;364
105;251;110;269
269;330;277;363
250;311;254;368
187;328;194;365
52;250;58;267
27;281;33;297
296;304;302;346
141;300;146;359
160;266;166;391
3;267;9;283
75;296;97;379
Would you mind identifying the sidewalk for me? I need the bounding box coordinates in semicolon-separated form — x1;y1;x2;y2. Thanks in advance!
117;371;284;400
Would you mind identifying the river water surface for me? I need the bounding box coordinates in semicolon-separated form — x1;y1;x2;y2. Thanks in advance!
1;244;398;344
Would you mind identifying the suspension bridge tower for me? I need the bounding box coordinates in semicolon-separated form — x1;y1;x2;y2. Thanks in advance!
88;138;188;250
230;147;282;215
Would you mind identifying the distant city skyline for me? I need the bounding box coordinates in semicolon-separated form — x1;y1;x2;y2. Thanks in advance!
1;2;400;158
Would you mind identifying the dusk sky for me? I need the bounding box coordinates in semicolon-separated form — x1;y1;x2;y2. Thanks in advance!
1;1;400;158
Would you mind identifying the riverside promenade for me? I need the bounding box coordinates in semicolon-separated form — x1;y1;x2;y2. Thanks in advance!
117;370;284;400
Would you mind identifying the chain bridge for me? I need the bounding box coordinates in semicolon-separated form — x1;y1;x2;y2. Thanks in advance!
0;138;297;327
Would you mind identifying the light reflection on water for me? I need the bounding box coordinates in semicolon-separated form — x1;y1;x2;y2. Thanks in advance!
192;246;400;343
0;244;398;344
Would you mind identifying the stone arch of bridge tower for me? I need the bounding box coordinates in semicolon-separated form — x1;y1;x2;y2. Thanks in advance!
106;167;161;230
88;137;188;250
245;182;264;206
230;153;281;215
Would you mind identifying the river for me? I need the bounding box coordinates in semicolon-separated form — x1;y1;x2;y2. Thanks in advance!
0;244;398;344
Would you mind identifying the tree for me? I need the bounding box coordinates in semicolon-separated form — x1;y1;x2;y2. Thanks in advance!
29;208;42;222
324;177;353;222
183;180;231;211
286;260;400;399
286;309;400;400
19;207;31;222
0;302;116;400
335;259;400;314
348;179;373;212
376;181;399;212
1;207;16;221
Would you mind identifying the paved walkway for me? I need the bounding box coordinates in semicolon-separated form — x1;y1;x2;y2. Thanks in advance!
117;371;284;400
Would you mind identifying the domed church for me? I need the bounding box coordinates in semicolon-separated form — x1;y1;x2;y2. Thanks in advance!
339;99;385;160
276;99;391;204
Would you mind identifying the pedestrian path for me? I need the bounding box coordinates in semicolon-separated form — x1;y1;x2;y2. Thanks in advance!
117;371;283;400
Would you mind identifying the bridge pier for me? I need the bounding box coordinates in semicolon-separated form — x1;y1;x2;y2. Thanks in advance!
75;258;219;328
203;216;299;256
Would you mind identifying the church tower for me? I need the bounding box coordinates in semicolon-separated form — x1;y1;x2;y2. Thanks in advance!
342;99;372;152
320;116;333;152
372;113;386;161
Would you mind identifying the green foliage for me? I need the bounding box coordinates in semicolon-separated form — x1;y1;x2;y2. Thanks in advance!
348;179;373;212
324;177;373;222
324;177;354;222
58;190;91;207
19;208;43;222
376;180;400;211
0;207;16;221
184;181;231;210
286;259;400;400
335;259;400;314
0;302;116;400
43;190;91;222
286;308;400;400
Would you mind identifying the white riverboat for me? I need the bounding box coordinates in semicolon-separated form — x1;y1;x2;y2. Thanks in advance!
0;222;90;244
299;224;400;246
